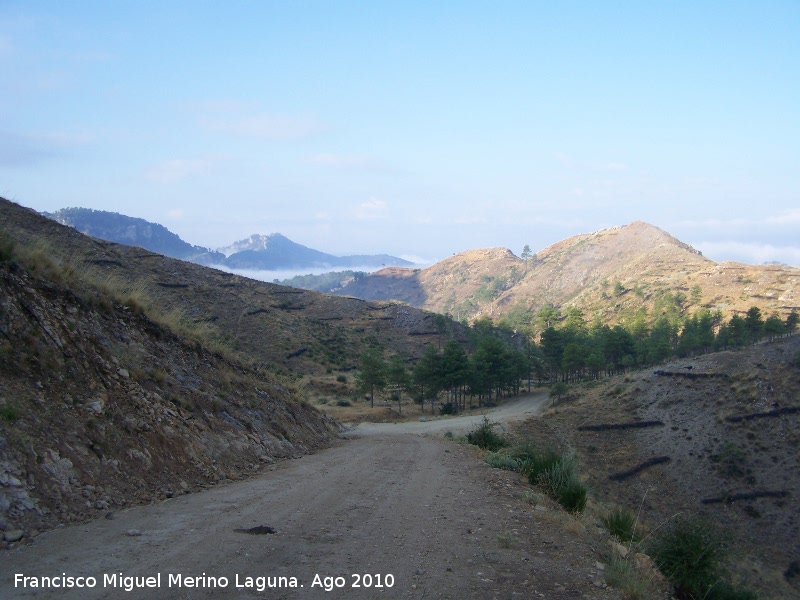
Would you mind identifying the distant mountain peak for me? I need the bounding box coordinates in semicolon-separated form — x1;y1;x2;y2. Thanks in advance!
45;208;414;272
441;247;520;265
538;220;703;261
218;232;309;257
45;207;222;263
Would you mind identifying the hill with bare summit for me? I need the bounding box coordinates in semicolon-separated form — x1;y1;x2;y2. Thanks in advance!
336;221;799;327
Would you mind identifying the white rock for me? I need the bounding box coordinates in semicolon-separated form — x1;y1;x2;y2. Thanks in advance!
4;529;24;542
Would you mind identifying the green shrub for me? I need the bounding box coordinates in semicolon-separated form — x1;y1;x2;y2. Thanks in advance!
522;450;588;513
522;447;562;481
535;453;575;494
706;582;757;600
554;477;587;513
602;507;641;543
484;451;519;471
439;402;457;415
549;381;568;404
335;399;351;407
507;442;539;463
521;490;544;505
336;375;347;383
647;515;729;599
0;230;15;262
466;416;508;451
604;555;661;600
712;442;747;477
0;406;19;423
152;367;168;384
496;531;517;548
534;454;587;513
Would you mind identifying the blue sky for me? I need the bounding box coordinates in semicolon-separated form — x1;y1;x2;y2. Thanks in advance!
1;1;798;266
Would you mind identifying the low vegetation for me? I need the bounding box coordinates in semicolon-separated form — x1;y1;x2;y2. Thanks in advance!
0;228;236;360
601;507;641;544
473;421;587;514
646;515;755;600
535;331;800;598
604;554;663;600
0;405;19;423
465;416;508;451
529;453;587;514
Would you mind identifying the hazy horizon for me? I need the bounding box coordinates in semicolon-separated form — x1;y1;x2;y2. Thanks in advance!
2;2;798;266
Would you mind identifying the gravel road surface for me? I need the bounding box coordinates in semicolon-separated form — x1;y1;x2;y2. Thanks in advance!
2;393;619;599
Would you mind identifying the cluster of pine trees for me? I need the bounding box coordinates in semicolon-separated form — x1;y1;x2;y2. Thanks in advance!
356;304;798;411
356;321;530;414
535;305;797;383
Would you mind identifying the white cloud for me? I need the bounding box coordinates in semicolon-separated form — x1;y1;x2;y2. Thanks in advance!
399;254;431;265
674;208;800;231
696;241;800;266
144;158;217;184
553;152;576;168
765;208;800;225
353;198;389;220
673;216;748;229
201;113;325;141
307;153;391;172
453;215;487;225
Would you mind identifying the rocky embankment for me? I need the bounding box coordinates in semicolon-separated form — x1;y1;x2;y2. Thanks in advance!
0;260;339;547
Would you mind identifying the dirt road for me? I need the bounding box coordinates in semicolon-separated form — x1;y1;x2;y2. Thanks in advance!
354;392;551;436
1;394;618;599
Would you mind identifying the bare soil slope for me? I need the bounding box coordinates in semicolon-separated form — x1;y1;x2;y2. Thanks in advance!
0;198;450;384
0;256;338;542
516;335;800;599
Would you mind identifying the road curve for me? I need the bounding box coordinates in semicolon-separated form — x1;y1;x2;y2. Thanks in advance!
353;391;550;436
